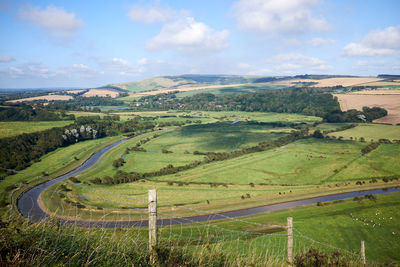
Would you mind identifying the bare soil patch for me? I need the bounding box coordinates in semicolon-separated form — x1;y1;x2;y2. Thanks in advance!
82;89;120;98
8;95;73;102
333;94;400;124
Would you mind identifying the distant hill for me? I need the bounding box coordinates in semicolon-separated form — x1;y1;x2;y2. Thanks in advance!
108;75;272;93
108;74;375;93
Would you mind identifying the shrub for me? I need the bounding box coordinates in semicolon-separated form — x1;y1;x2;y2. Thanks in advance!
294;248;352;267
112;157;125;168
69;176;80;183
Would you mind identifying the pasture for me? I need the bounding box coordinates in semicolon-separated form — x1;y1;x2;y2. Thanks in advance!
327;123;400;141
214;192;400;263
0;121;73;138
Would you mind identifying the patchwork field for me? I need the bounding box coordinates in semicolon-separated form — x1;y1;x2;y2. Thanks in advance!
5;109;398;265
334;94;400;124
0;120;73;138
133;83;247;96
39;114;400;221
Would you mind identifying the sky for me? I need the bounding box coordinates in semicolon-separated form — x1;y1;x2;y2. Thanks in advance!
0;0;399;88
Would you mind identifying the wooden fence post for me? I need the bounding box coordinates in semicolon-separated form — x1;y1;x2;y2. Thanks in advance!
149;189;157;265
287;217;293;267
361;240;366;266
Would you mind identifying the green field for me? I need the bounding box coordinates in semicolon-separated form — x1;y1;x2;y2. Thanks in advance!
150;138;366;185
328;123;400;141
66;111;108;118
333;144;400;181
0;121;73;138
176;83;287;98
36;111;400;223
4;110;400;265
210;192;400;264
1;135;123;193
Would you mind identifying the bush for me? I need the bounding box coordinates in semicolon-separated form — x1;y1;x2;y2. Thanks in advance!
294;248;352;267
112;157;125;168
69;176;80;183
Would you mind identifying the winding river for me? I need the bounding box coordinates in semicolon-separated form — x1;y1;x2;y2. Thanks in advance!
17;139;400;228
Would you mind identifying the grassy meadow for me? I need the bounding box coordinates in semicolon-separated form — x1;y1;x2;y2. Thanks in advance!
328;123;400;141
0;121;73;138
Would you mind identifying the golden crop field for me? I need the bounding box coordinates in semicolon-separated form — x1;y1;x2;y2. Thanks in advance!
334;94;400;124
277;77;383;87
8;94;73;102
82;89;120;98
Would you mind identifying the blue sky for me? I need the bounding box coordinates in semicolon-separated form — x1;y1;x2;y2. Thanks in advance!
0;0;399;88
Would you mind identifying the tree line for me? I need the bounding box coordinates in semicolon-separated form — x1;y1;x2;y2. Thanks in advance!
135;88;387;123
0;104;73;121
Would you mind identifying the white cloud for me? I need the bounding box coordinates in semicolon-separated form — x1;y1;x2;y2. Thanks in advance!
127;3;178;24
269;53;331;73
111;58;129;66
1;62;54;79
233;0;329;34
146;17;229;53
343;25;400;57
0;56;15;63
137;58;148;65
310;37;335;47
19;5;84;39
61;63;101;77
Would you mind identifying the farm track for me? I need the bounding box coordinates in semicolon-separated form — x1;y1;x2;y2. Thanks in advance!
17;139;400;228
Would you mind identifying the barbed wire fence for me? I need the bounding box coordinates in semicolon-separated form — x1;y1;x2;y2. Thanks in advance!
0;168;385;266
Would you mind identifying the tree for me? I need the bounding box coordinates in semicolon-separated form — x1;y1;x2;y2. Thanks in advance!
312;130;324;139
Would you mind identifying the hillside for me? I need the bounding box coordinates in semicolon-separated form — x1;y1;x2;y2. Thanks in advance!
108;74;397;96
109;75;273;93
